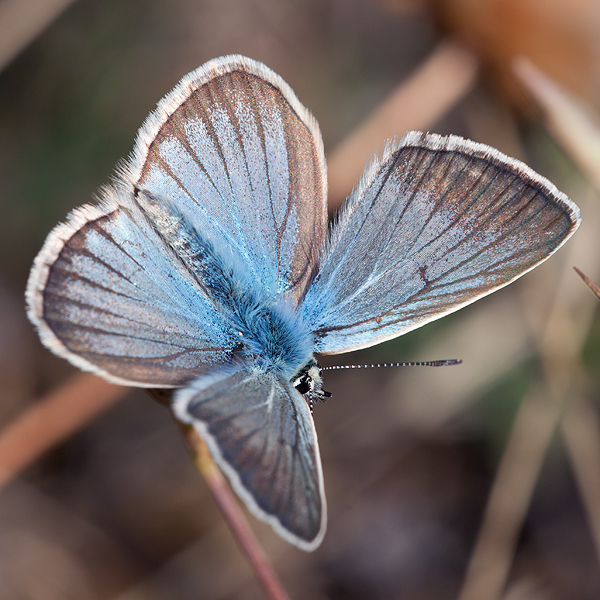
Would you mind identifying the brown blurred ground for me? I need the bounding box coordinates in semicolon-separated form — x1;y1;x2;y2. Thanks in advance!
1;1;600;599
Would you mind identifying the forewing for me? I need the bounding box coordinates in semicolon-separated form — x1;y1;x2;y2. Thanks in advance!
303;132;581;354
127;55;327;304
27;55;329;386
26;196;237;387
172;368;326;550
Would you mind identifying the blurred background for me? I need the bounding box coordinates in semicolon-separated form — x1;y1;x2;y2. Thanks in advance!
1;0;600;599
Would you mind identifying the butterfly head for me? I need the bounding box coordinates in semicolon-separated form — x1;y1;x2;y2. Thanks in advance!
292;360;331;412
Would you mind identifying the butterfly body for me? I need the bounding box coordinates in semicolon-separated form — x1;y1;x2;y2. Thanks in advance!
135;189;315;382
27;55;581;550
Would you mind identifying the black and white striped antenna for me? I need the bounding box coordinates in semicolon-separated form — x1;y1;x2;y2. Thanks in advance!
322;359;462;371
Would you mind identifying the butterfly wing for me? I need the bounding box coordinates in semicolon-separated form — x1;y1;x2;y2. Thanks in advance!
172;368;326;550
26;195;237;386
303;132;581;354
127;55;327;304
27;56;328;385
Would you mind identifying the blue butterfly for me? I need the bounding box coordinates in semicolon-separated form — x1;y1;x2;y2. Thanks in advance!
27;55;581;550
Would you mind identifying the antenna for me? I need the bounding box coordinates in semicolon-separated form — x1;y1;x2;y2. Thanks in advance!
322;359;462;371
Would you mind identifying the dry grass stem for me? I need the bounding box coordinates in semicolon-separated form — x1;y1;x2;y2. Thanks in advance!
183;427;292;600
0;373;127;489
560;394;600;563
0;0;77;72
513;56;600;192
459;62;600;600
574;267;600;300
457;383;564;600
327;40;478;206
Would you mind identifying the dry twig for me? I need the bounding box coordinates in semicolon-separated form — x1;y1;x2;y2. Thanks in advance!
458;58;600;600
327;41;478;206
0;373;127;488
0;0;77;72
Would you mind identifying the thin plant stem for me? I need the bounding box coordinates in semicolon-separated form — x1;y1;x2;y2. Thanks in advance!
560;394;600;563
183;426;293;600
0;0;77;72
0;373;127;489
148;389;293;600
456;383;565;600
327;40;478;207
574;267;600;300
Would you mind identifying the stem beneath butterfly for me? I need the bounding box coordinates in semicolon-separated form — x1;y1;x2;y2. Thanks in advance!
149;387;293;600
186;428;293;600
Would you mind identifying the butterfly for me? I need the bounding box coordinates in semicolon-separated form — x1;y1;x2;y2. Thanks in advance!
27;55;581;551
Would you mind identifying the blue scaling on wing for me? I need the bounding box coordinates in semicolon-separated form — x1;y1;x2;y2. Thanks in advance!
127;56;328;305
302;132;581;354
172;366;326;550
28;190;238;387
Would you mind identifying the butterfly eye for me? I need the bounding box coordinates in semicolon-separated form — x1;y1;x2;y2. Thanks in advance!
293;362;331;413
293;372;311;395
